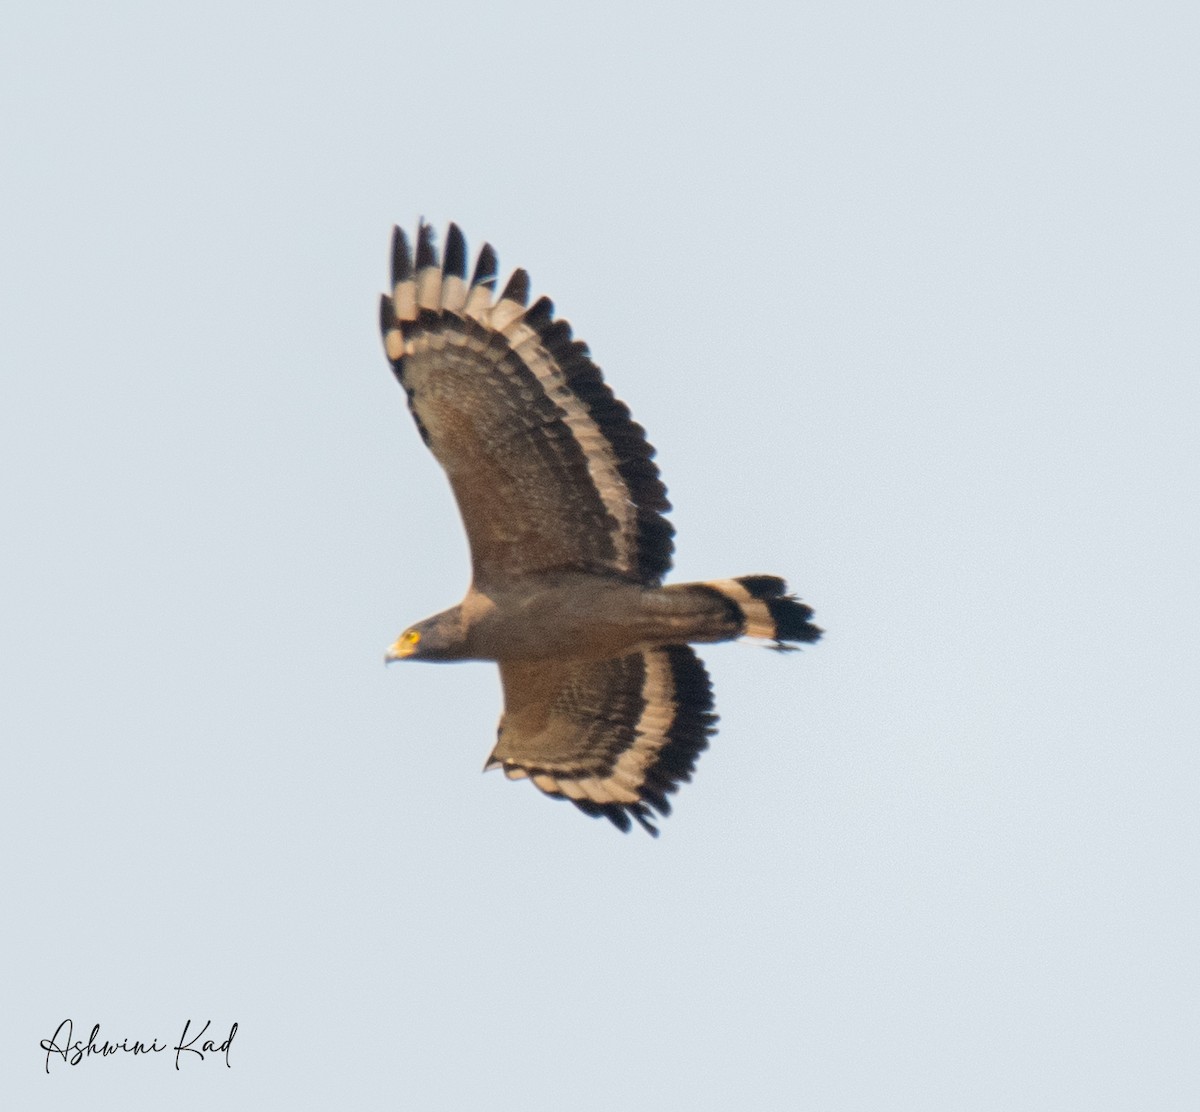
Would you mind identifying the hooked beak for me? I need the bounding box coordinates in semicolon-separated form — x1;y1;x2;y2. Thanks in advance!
385;639;416;664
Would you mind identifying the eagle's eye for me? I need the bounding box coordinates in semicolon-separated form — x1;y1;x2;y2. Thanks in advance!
402;629;421;646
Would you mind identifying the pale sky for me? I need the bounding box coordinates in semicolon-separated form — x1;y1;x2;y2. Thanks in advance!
4;2;1198;1109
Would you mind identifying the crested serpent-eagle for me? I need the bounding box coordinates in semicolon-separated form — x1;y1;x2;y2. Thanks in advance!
380;222;821;835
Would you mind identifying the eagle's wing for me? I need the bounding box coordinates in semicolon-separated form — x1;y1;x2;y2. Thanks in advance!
488;645;717;835
380;222;674;587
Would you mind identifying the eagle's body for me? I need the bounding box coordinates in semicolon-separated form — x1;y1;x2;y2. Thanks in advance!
409;575;812;663
380;223;821;834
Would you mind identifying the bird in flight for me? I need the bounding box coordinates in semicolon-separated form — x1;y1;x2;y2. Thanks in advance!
380;222;821;834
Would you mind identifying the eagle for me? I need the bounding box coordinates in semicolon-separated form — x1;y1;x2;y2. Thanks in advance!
380;222;821;834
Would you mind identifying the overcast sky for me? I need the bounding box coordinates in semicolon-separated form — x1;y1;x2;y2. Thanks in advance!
3;2;1198;1109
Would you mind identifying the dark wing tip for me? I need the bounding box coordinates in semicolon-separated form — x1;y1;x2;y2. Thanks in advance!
416;221;438;269
471;243;498;290
391;225;412;285
444;223;467;279
628;804;662;836
499;268;530;305
572;798;661;837
524;295;556;332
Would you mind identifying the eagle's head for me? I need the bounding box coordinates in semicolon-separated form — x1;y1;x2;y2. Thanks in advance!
385;608;468;662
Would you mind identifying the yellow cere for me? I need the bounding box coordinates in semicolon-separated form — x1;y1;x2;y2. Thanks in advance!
387;628;422;661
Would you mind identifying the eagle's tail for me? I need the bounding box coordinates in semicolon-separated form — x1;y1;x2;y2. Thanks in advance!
663;575;822;651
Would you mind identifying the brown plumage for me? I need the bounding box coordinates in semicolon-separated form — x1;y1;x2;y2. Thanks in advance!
381;222;821;834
